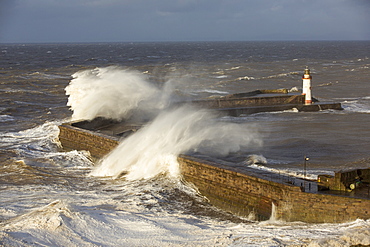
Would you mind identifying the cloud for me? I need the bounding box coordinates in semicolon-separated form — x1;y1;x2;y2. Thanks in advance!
156;0;202;15
1;0;369;42
0;0;14;35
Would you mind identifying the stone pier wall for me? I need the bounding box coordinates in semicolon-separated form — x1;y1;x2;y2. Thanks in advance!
178;155;370;223
190;95;305;109
58;124;119;158
58;126;369;223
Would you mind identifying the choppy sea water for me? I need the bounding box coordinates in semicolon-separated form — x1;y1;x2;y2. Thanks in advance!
1;41;370;246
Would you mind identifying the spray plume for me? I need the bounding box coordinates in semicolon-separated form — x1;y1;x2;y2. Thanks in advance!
65;66;161;121
90;106;262;180
66;66;262;180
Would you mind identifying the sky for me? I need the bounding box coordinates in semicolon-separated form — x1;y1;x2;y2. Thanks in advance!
0;0;369;43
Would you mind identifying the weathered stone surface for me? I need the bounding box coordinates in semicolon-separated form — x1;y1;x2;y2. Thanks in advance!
178;155;370;223
189;94;305;109
58;124;119;158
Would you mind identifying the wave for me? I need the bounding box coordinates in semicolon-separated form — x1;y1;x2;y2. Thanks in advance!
2;200;71;232
0;122;60;148
0;88;47;95
27;72;71;80
243;154;267;166
0;115;14;122
0;121;97;175
237;75;255;80
91;106;262;180
65;66;162;121
2;196;369;246
193;89;229;95
237;71;300;81
262;71;300;79
342;97;370;113
66;66;206;121
0;175;239;246
308;220;370;247
213;75;228;79
0;121;91;166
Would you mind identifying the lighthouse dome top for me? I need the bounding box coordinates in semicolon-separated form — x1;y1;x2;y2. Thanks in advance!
304;67;310;75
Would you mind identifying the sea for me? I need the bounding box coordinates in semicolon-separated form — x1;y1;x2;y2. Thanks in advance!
0;41;369;246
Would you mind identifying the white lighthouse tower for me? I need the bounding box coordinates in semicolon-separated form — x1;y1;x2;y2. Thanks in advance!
302;67;312;104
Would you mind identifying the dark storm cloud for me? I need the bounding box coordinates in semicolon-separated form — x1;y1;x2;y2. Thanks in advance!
1;0;369;43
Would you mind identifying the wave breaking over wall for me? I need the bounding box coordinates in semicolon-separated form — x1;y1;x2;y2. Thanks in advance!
65;66;161;121
90;106;262;180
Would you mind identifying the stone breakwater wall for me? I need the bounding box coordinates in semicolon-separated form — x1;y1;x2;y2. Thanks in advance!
178;155;370;223
185;94;342;116
58;124;369;223
189;94;304;109
58;124;119;158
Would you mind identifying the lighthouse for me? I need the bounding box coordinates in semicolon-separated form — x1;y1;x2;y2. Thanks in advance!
302;67;312;104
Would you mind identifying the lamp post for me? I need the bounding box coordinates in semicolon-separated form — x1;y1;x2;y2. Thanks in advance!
304;155;309;191
304;155;309;178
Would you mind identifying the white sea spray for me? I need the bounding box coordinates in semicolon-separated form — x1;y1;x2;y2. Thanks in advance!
65;66;161;121
91;105;262;180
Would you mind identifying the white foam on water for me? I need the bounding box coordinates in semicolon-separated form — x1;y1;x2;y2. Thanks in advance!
193;89;229;95
342;97;370;113
214;75;228;79
0;121;95;172
91;106;262;180
0;121;60;151
2;180;369;247
0;115;14;122
27;71;70;80
238;71;300;81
